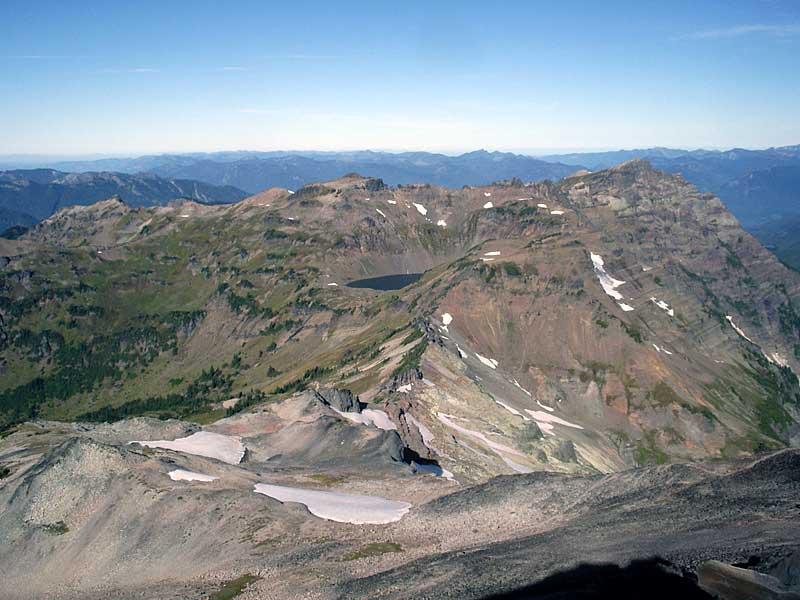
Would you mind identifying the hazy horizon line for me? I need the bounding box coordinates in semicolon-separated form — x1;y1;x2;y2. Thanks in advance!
1;142;797;163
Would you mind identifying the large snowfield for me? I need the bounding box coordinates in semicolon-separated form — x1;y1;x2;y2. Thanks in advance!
132;431;246;464
253;483;412;524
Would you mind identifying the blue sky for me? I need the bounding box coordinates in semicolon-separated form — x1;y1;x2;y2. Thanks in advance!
1;0;798;155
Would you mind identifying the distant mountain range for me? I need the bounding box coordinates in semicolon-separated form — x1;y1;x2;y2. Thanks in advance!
0;169;248;232
43;150;581;193
2;146;800;269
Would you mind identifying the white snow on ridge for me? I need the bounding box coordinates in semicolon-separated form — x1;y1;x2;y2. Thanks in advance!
436;413;525;457
441;312;453;332
406;414;436;449
132;431;245;465
412;203;428;216
436;219;447;227
376;208;387;218
652;343;673;355
725;315;754;343
475;353;499;369
550;210;565;215
590;252;626;301
327;282;338;286
436;414;530;474
168;469;218;482
725;316;787;367
771;353;789;367
362;409;397;431
536;399;555;412
253;483;411;524
512;379;532;396
484;251;501;256
331;407;397;431
388;199;397;205
495;399;527;420
484;192;492;197
537;203;548;209
456;345;469;359
618;303;635;312
650;297;674;317
525;410;584;431
502;456;534;474
483;201;494;209
537;422;555;435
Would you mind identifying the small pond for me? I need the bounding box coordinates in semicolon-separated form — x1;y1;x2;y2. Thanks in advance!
345;273;423;291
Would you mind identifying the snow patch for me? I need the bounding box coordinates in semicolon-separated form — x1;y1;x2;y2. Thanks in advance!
650;297;674;317
537;203;548;209
484;192;492;197
253;484;411;524
726;315;754;343
771;352;789;367
456;345;468;359
483;201;494;209
168;469;218;482
436;413;525;457
396;384;412;393
536;399;555;412
412;203;427;216
495;400;524;418
436;219;447;227
387;199;397;205
512;379;532;396
475;353;499;369
484;251;501;256
550;210;565;215
502;456;534;474
327;282;338;286
525;410;584;430
537;422;555;435
406;414;435;449
132;431;245;465
590;252;626;301
375;208;387;218
441;312;453;333
361;408;397;431
618;303;635;312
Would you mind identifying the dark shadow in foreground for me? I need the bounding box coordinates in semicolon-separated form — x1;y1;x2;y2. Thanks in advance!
481;557;713;600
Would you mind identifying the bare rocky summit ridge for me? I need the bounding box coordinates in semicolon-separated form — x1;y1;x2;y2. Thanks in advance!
0;415;798;598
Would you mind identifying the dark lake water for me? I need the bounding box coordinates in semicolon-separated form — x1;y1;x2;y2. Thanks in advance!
345;273;422;291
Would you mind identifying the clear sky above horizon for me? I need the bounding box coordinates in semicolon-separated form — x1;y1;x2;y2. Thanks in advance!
1;0;798;155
